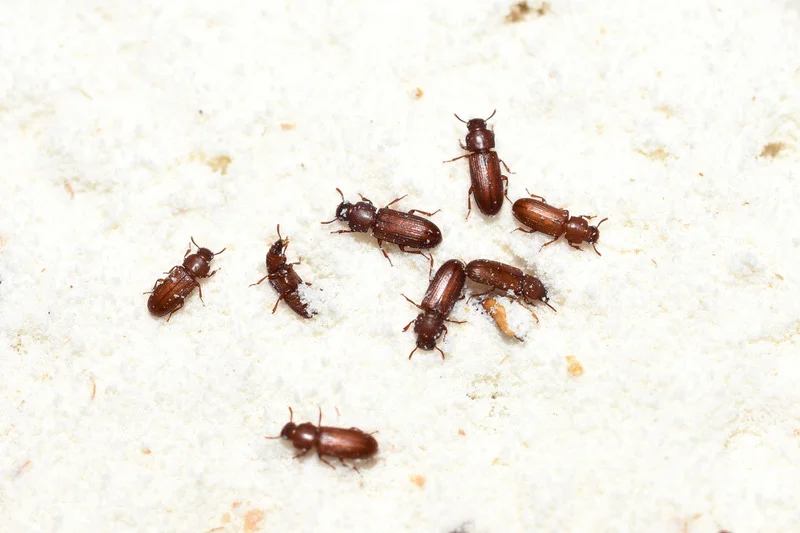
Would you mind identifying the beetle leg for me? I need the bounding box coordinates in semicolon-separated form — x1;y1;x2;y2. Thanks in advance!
577;215;596;220
499;159;513;174
512;227;536;234
402;318;415;332
468;288;495;301
407;208;440;218
318;453;336;470
443;153;469;164
465;187;473;220
197;284;205;304
512;298;540;323
293;448;311;460
271;294;285;313
539;236;560;251
377;240;394;267
384;194;408;209
398;246;433;275
166;300;184;322
435;345;446;360
568;242;584;252
402;294;423;310
444;318;467;324
501;175;510;202
249;274;270;287
525;189;547;203
330;229;356;234
207;268;219;278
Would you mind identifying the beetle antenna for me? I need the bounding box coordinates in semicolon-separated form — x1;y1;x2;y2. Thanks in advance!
190;237;199;250
453;113;467;124
402;294;423;310
592;242;602;257
485;109;497;121
408;346;418;360
596;217;608;229
288;406;294;422
335;187;345;202
435;346;445;360
544;301;558;313
320;217;338;225
276;224;282;241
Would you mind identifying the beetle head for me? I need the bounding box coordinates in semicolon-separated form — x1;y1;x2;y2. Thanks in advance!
280;421;297;440
196;248;215;262
414;313;443;351
466;118;487;131
335;201;352;221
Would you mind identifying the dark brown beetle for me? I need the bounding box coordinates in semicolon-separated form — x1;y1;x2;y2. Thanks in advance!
251;224;314;319
512;191;608;255
444;109;510;218
403;259;467;360
466;259;556;323
267;407;378;471
146;238;225;320
321;188;442;273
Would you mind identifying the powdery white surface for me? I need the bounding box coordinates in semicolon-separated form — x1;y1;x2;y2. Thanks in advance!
1;0;799;532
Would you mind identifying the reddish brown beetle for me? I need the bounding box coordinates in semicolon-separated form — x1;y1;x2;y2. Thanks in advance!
444;109;510;218
146;238;225;320
466;259;556;323
251;225;315;319
512;192;608;255
267;407;378;471
321;188;442;273
403;259;467;360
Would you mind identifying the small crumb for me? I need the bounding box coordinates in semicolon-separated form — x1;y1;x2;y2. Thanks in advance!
410;474;426;488
90;377;96;401
760;142;786;158
141;448;151;455
198;109;203;115
698;172;704;176
220;513;231;523
413;87;424;99
566;356;584;376
64;180;75;199
505;1;549;22
244;509;264;532
232;501;242;509
16;460;32;477
775;273;784;280
280;123;296;131
636;147;675;161
458;429;466;436
206;155;232;175
482;298;522;340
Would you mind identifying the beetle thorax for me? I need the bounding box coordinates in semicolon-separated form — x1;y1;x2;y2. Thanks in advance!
266;239;288;272
521;275;546;304
465;127;495;152
346;202;377;232
292;423;318;450
183;253;211;278
414;312;444;350
564;217;590;243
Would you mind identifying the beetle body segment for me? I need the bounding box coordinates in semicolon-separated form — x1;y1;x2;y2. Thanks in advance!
147;266;199;317
447;111;508;217
466;259;548;305
407;259;467;357
373;208;442;250
147;240;222;320
512;196;606;254
274;408;379;468
254;226;314;319
468;151;504;216
512;198;569;238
